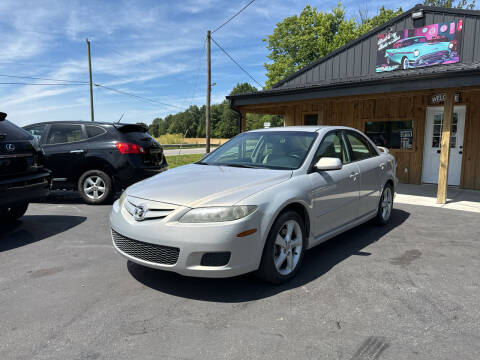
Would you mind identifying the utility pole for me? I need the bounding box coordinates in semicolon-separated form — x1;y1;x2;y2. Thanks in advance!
206;30;211;153
86;38;94;122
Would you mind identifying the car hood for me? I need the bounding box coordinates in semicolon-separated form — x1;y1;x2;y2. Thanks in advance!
126;164;292;207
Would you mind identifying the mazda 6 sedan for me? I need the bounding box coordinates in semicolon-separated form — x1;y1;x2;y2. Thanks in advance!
110;126;397;283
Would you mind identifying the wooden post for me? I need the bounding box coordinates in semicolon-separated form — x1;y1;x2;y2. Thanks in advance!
436;88;456;204
240;111;247;132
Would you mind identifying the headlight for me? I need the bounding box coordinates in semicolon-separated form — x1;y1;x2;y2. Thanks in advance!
414;49;420;57
179;205;257;223
448;42;454;49
118;191;127;208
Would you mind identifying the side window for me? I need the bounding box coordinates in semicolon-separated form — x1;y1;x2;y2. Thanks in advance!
25;124;47;142
313;132;349;164
46;124;83;145
345;131;375;161
86;125;106;138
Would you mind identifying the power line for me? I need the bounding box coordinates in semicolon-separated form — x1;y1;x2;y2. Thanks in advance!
0;82;87;86
211;36;263;88
212;0;256;33
94;83;184;109
0;74;88;84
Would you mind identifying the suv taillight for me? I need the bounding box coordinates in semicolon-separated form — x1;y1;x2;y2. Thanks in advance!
115;142;145;154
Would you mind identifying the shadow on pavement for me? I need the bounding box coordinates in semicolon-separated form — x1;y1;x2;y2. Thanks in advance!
128;208;410;302
34;190;117;205
0;215;87;252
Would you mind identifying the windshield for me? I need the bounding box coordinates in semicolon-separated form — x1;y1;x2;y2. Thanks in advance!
200;131;317;170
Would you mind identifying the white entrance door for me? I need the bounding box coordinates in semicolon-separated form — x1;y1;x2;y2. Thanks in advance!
422;106;465;186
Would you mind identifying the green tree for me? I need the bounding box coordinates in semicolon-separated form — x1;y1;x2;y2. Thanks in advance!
263;4;403;87
263;4;359;88
423;0;475;9
230;82;258;95
358;6;403;33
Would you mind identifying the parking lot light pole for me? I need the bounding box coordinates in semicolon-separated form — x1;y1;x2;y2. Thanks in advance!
86;38;94;122
206;30;211;153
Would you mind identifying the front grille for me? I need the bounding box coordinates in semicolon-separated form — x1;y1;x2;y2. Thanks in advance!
112;229;179;265
416;51;450;66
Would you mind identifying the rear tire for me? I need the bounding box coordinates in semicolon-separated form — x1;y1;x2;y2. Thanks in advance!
78;170;113;205
0;203;29;223
376;183;394;225
256;211;306;284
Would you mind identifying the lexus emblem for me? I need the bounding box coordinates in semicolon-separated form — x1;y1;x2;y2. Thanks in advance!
133;205;148;221
5;143;15;151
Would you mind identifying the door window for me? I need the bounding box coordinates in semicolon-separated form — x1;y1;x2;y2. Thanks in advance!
345;131;376;161
313;132;349;164
47;124;83;145
25;124;47;142
432;113;458;148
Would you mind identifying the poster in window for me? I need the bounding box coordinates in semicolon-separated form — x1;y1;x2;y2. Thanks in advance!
376;20;462;73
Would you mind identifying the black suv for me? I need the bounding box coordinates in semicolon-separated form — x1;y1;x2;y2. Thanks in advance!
23;121;168;205
0;112;51;222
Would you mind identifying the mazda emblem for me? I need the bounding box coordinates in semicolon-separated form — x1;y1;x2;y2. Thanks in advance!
5;143;15;152
133;205;147;221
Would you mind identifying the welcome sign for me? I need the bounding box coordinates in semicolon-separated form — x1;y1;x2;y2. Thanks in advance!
376;20;463;73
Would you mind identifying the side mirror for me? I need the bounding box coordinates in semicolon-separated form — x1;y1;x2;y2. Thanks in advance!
0;112;7;121
314;157;342;171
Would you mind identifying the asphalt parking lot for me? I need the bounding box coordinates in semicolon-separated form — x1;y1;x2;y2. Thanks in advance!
1;192;479;360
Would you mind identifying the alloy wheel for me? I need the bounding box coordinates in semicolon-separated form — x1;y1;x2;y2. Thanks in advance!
83;176;106;200
273;219;303;276
381;187;393;221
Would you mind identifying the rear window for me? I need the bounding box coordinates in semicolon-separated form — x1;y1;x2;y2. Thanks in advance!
0;120;33;141
114;124;148;133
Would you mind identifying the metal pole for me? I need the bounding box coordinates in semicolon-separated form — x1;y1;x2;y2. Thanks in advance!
206;30;211;153
86;38;94;122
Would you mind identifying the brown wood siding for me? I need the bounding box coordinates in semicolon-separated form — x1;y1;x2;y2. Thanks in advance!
461;90;480;189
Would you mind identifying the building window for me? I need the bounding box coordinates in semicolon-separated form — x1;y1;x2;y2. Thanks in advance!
365;120;414;150
304;114;318;125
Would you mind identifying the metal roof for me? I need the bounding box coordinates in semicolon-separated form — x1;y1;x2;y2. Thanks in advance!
228;5;480;107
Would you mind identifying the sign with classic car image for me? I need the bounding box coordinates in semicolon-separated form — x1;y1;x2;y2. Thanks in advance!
376;20;463;72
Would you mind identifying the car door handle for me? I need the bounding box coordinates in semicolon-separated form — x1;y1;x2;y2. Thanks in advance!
349;172;359;179
70;149;84;153
379;163;385;170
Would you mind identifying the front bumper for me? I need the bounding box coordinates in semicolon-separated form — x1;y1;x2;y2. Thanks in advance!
0;170;51;209
109;198;263;278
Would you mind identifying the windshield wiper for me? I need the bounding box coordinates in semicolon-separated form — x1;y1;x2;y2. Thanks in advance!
220;163;260;169
195;161;209;165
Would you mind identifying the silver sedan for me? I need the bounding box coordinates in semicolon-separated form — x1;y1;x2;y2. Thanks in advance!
110;126;397;283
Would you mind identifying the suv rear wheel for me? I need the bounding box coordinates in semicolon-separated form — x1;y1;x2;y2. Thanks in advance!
78;170;112;205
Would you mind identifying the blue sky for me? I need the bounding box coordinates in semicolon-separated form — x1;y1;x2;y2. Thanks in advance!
0;0;420;127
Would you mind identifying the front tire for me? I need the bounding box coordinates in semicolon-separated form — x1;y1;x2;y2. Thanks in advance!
376;183;393;225
257;211;306;284
0;203;29;223
78;170;113;205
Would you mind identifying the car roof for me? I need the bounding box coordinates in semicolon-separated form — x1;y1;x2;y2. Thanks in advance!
24;120;115;127
247;126;355;133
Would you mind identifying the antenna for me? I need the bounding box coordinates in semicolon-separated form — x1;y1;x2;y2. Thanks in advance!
116;113;125;124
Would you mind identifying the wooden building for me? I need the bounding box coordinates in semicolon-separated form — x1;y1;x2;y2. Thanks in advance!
228;5;480;203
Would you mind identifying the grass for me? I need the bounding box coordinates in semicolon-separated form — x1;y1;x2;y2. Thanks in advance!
156;134;230;145
165;153;204;169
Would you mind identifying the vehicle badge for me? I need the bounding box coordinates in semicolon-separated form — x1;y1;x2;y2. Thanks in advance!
5;143;15;152
133;204;148;221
